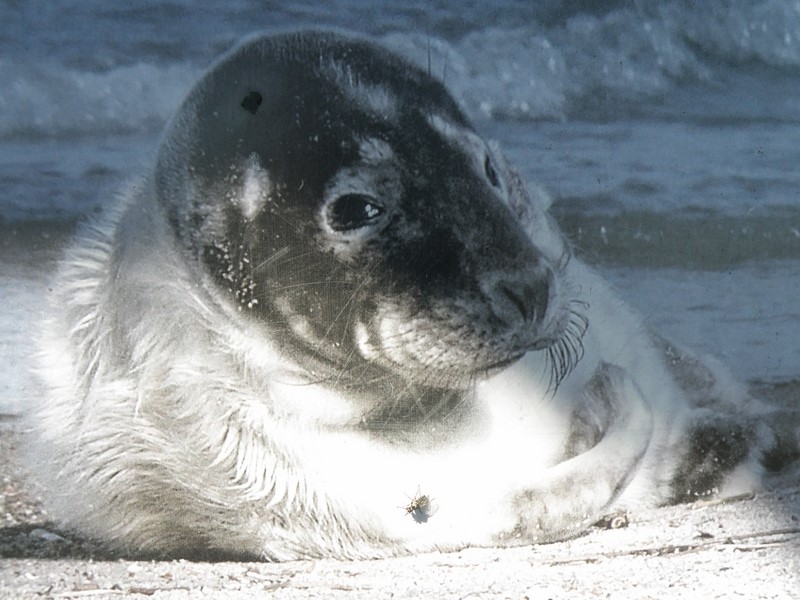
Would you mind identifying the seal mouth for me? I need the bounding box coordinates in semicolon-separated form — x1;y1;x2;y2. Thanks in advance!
346;275;590;390
475;298;589;390
475;353;526;377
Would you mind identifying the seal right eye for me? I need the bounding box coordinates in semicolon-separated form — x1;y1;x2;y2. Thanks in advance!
327;193;384;232
484;153;500;188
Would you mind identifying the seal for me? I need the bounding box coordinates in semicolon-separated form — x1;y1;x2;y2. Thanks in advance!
29;30;798;560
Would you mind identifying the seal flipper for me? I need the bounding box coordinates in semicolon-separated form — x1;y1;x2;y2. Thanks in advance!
652;334;800;500
669;407;800;502
667;415;754;503
502;363;653;543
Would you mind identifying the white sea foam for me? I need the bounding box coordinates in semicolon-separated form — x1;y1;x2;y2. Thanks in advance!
0;61;197;141
3;1;800;139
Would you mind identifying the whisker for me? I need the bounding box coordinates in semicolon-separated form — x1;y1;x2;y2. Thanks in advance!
333;340;371;389
254;280;352;297
543;303;589;395
316;258;385;350
252;246;290;273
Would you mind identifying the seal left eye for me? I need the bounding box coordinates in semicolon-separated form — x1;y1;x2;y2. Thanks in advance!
327;193;384;232
484;154;500;188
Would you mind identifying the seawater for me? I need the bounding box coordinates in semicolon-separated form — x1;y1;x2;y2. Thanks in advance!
1;0;799;409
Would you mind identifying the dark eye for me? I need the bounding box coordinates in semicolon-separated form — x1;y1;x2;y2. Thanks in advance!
484;154;500;188
327;193;384;231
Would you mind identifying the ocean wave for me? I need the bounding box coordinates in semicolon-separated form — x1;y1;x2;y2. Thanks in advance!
384;0;800;121
3;1;800;136
0;61;198;141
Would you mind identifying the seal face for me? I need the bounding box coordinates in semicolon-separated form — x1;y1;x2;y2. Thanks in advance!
156;31;577;394
30;30;797;561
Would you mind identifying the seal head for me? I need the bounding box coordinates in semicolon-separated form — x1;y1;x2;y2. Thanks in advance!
155;31;575;393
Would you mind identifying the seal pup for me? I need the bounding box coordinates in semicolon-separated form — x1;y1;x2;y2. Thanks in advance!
29;30;797;560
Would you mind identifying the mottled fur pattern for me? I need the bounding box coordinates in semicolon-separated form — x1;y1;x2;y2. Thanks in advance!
29;30;796;560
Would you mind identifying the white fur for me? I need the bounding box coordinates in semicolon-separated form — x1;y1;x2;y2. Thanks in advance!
358;137;395;165
237;153;271;221
323;59;398;119
29;175;765;560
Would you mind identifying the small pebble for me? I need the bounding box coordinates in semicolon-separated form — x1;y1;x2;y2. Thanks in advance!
29;528;69;543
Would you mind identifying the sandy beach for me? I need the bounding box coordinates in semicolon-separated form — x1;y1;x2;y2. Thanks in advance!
2;414;800;599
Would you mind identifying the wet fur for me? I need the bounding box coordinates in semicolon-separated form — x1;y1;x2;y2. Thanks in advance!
29;30;796;560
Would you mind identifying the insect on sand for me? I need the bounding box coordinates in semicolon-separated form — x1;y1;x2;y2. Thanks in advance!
402;488;439;524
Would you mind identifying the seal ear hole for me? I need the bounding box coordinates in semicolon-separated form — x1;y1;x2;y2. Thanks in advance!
484;154;500;188
327;193;384;232
241;91;263;115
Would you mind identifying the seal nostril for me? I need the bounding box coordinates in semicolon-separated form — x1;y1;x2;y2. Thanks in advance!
492;275;550;324
499;284;533;322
